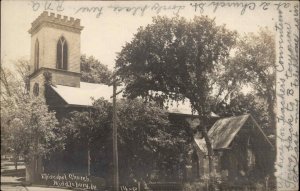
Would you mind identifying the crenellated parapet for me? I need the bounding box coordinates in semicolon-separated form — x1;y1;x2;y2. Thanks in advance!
29;11;83;34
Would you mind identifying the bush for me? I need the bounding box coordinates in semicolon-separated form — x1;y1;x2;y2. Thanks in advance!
183;181;207;191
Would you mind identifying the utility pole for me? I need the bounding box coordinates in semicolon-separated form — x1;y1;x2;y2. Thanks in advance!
112;79;119;191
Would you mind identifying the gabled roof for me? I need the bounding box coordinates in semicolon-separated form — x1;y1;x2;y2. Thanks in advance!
194;114;273;152
50;82;197;115
51;82;113;106
208;114;250;149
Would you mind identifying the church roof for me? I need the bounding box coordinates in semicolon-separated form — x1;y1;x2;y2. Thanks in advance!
207;114;250;149
51;82;113;106
50;82;196;115
194;114;273;152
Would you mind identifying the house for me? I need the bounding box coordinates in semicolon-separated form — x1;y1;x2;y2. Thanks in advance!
192;114;274;185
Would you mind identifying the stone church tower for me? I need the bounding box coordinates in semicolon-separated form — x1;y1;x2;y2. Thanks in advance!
28;11;83;97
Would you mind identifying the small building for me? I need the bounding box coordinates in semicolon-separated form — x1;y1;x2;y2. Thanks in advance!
192;114;274;185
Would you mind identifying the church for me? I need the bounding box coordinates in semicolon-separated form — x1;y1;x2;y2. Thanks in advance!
27;11;274;190
28;11;196;118
28;11;113;114
27;10;200;183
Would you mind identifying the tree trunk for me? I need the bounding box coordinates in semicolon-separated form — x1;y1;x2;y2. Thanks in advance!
36;155;43;181
25;159;35;183
26;137;43;183
87;144;91;176
14;154;18;170
15;160;18;170
202;126;215;191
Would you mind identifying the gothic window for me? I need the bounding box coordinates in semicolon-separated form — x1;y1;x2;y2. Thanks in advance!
33;83;39;97
34;39;39;71
56;37;68;70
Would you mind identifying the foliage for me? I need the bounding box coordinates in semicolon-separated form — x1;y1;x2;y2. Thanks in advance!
61;98;112;175
15;59;31;92
115;16;237;182
183;181;207;191
218;28;276;129
116;99;173;181
214;93;270;128
80;54;112;85
1;95;62;165
61;98;186;182
1;61;30;157
0;60;63;165
116;16;237;115
0;59;30;100
63;98;112;144
13;98;61;162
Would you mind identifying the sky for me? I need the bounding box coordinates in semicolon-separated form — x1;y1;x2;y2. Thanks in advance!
1;1;277;70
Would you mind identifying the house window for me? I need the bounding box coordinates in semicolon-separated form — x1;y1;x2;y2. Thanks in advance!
56;37;68;70
33;83;39;97
34;39;39;71
247;148;255;170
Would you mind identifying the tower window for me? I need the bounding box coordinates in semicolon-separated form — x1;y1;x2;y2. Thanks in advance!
34;39;39;71
56;37;68;70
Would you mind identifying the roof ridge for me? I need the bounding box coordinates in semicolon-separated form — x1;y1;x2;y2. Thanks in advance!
221;113;250;120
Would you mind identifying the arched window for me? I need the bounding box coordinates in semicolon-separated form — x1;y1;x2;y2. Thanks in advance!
56;37;68;70
34;39;39;71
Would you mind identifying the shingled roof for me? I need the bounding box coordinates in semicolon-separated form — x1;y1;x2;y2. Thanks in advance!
194;114;273;152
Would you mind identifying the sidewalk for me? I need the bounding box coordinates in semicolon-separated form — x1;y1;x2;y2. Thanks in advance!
1;158;71;191
1;185;72;191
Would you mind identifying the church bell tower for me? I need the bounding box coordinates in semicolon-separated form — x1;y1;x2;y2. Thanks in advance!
28;11;83;97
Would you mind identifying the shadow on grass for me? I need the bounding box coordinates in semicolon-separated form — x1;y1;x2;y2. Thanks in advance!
16;177;26;182
1;168;25;177
1;162;25;166
0;182;22;186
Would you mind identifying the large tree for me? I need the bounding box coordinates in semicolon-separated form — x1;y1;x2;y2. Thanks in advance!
220;28;276;131
1;60;31;165
1;60;63;182
115;16;237;181
117;99;174;182
61;98;112;176
61;98;181;183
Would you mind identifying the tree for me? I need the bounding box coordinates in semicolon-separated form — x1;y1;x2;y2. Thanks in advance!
212;29;277;181
116;99;173;182
224;28;276;131
1;60;30;167
61;98;183;183
15;59;31;93
81;54;112;85
1;60;63;182
1;95;62;181
115;16;237;182
62;98;112;176
0;59;30;101
214;93;270;128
